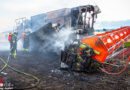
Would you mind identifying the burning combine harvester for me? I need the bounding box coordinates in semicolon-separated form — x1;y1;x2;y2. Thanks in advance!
16;5;101;53
15;5;130;73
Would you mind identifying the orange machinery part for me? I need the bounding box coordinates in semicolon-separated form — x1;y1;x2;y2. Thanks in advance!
81;26;130;63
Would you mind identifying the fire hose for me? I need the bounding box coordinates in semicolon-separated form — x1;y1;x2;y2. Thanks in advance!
100;56;130;75
0;56;40;89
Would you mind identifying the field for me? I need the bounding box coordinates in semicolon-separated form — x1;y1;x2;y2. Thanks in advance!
0;51;130;90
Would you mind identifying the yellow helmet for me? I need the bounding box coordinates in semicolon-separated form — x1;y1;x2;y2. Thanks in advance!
9;32;12;35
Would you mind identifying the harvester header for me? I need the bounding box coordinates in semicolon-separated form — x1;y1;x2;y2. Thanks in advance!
81;26;130;63
61;26;130;73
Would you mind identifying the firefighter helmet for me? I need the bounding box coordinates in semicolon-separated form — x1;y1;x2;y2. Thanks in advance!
9;32;12;35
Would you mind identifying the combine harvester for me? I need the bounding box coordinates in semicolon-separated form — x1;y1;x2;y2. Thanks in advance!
14;5;130;74
15;5;101;53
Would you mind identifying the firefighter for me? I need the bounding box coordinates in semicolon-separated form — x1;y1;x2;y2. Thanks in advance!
22;29;31;54
74;43;100;72
8;30;18;59
8;32;12;49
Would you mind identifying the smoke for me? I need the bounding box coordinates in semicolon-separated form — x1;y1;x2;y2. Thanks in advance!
52;27;74;51
17;39;23;50
0;33;9;51
30;24;75;55
41;27;74;54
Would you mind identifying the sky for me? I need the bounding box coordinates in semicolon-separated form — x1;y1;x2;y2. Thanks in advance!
0;0;130;32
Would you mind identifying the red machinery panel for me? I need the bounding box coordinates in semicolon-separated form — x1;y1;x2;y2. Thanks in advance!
81;26;130;63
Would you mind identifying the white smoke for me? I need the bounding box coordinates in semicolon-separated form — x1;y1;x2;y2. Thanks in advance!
0;33;9;51
53;28;73;51
17;39;23;50
33;27;75;54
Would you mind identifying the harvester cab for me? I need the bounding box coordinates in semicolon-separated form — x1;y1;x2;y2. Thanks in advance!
51;5;101;36
74;5;101;36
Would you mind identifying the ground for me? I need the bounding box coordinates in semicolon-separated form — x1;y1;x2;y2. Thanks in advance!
0;51;130;90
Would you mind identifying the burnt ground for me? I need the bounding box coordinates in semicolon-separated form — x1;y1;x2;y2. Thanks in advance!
0;51;129;90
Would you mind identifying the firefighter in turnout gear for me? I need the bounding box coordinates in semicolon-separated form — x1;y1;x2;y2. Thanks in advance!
22;29;31;54
74;43;100;72
8;30;18;59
